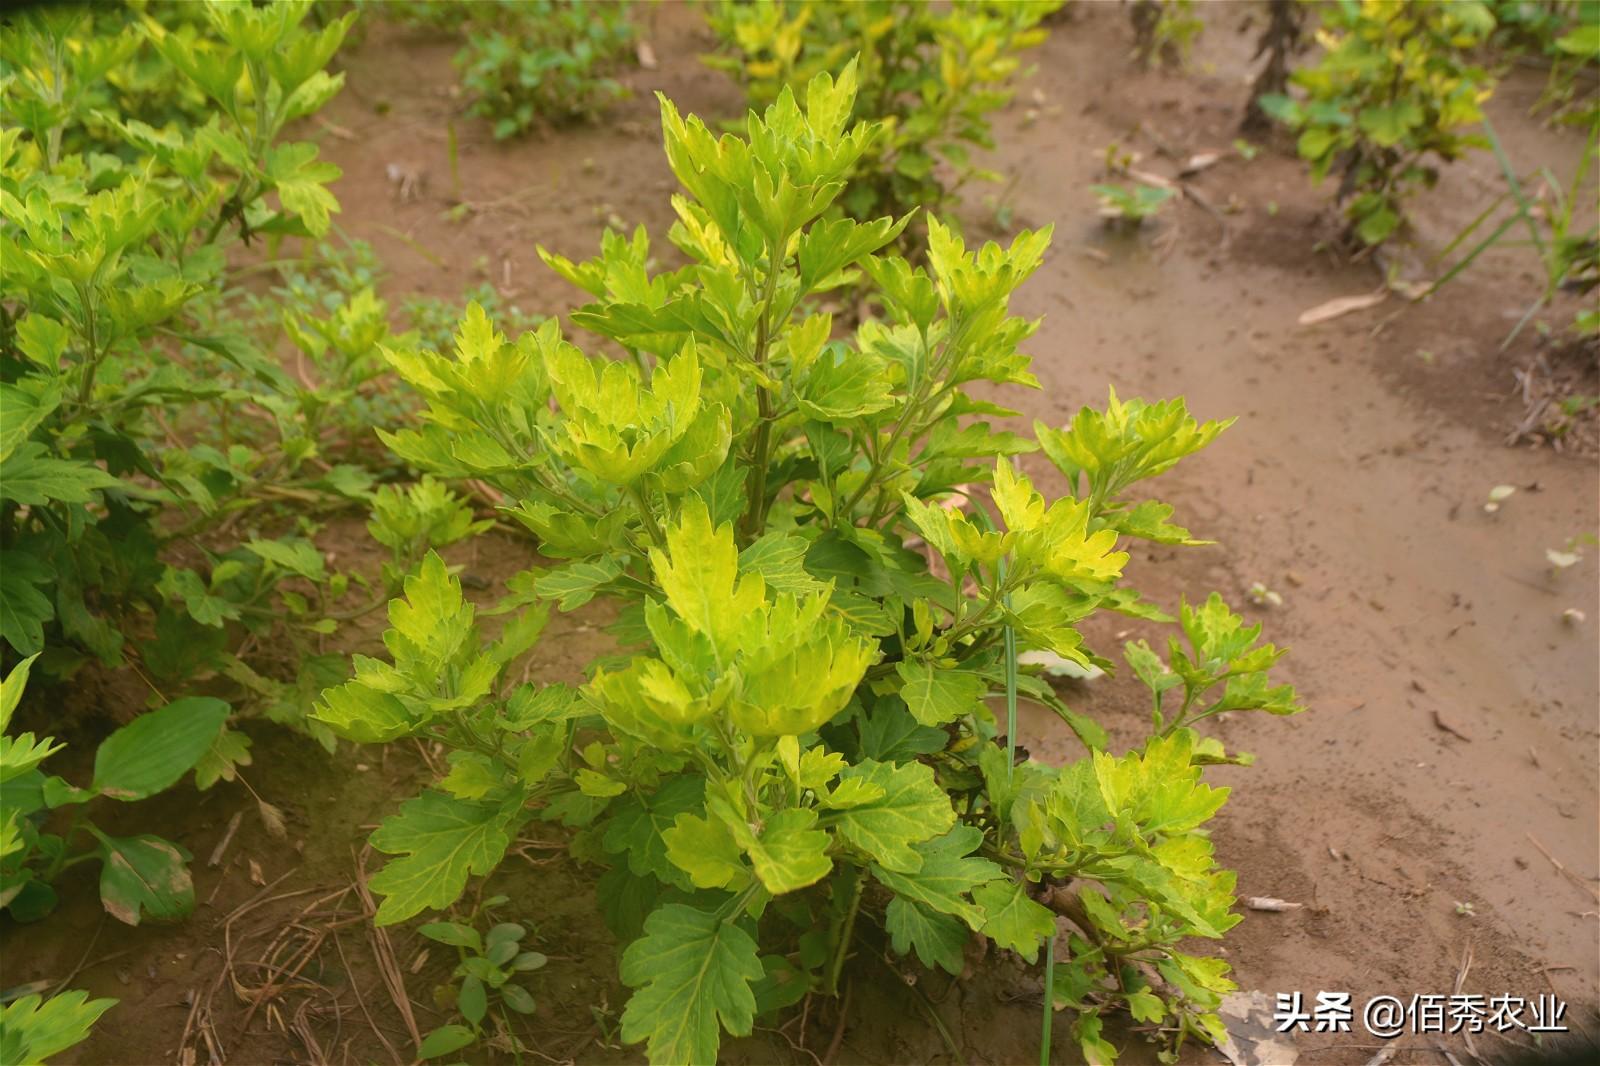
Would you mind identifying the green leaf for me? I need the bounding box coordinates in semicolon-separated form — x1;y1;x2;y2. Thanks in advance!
266;142;341;235
1296;126;1337;161
512;951;547;972
604;776;706;887
1357;101;1422;148
501;983;537;1014
1;730;66;788
368;791;515;925
795;214;909;291
418;921;481;950
741;807;832;895
1094;732;1228;837
13;313;71;367
486;921;525;948
1108;500;1203;545
650;498;759;654
92;697;230;800
576;768;627;797
417;1024;476;1060
739;533;828;597
0;551;53;656
1127;987;1166;1023
619;903;763;1066
0;990;117;1065
245;538;326;582
857;698;950;762
314;679;418;743
868;825;1000;930
1254;92;1302;126
662;812;750;891
1354;201;1399;245
458;974;487;1024
885;896;969;975
193;727;253;790
1034;390;1231;502
0;443;120;506
96;833;195;925
796;346;896;422
1076;1013;1118;1066
895;660;986;726
1;654;39;733
157;568;240;629
973;879;1056;963
832;759;955;873
0;381;62;462
439;752;505;799
1556;23;1600;58
388;552;476;672
539;557;624;611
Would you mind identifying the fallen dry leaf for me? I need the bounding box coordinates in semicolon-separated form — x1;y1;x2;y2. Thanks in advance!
1180;151;1222;176
1245;896;1305;912
1297;289;1387;326
1128;167;1177;190
635;40;658;70
257;799;288;839
248;858;265;886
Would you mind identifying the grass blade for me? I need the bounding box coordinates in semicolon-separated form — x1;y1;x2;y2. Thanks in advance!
1482;114;1547;264
1040;933;1056;1065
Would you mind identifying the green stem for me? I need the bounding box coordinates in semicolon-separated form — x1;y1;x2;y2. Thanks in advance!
1040;933;1056;1065
1004;612;1018;780
44;811;92;882
629;485;665;548
826;868;864;997
740;260;783;540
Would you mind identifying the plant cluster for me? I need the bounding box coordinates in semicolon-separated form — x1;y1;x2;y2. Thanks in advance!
1;648;229;925
405;0;637;139
460;2;635;139
1260;0;1500;246
0;2;232;166
1241;0;1309;132
702;0;1059;249
1532;4;1600;126
0;657;117;1061
1486;119;1600;345
1130;0;1204;69
0;0;492;947
314;66;1301;1065
414;902;549;1060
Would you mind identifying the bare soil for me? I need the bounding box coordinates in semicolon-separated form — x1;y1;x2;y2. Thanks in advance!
7;4;1597;1065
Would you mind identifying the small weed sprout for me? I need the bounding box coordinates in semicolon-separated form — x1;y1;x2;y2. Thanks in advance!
1092;180;1176;225
1484;484;1518;512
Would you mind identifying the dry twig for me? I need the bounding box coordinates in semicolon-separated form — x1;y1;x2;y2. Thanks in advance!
354;847;424;1052
1526;833;1600;903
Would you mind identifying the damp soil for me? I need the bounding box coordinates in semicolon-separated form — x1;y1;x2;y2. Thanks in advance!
6;4;1598;1065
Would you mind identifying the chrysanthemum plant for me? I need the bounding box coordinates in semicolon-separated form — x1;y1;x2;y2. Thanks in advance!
317;64;1302;1065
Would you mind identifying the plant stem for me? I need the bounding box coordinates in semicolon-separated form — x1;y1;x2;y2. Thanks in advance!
740;251;783;540
826;868;864;997
43;809;91;882
1040;933;1056;1065
1004;615;1018;779
629;485;665;548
